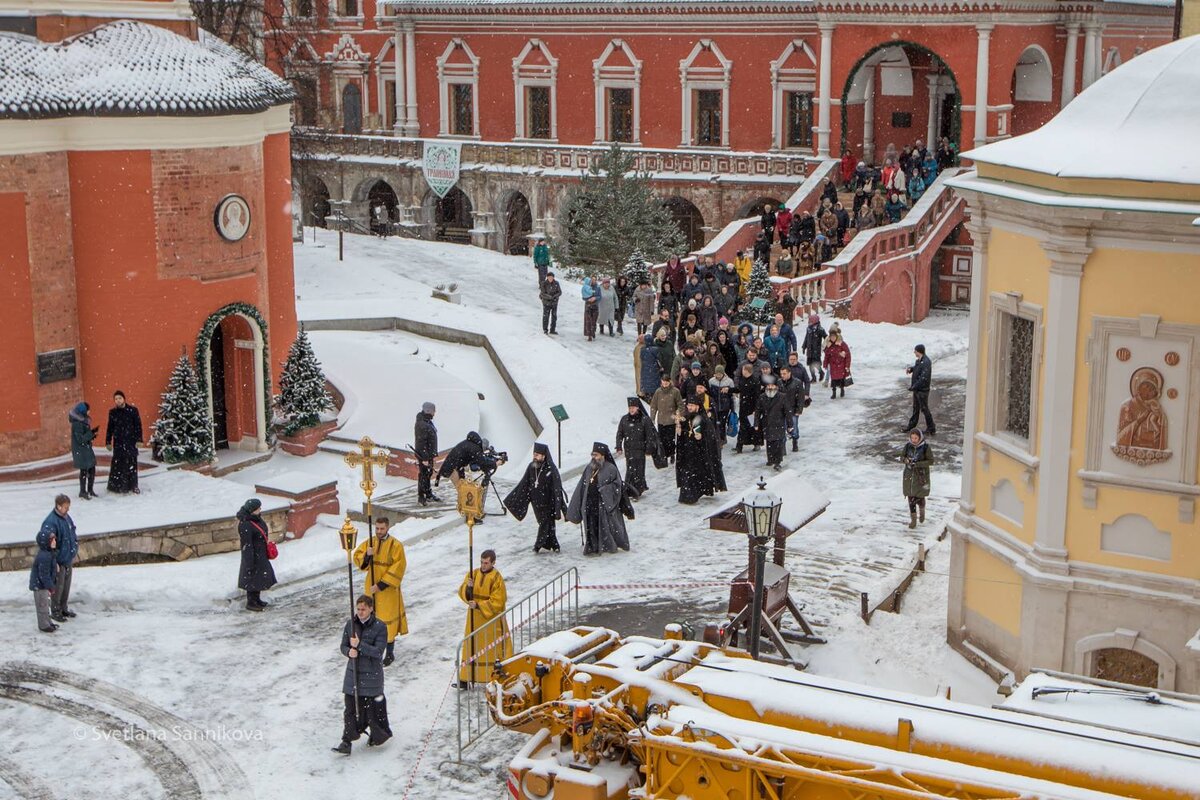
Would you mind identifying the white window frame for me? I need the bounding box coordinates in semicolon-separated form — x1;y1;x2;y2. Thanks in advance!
593;39;641;145
679;39;731;148
770;39;817;150
513;39;558;142
437;38;480;139
375;37;397;132
984;291;1044;452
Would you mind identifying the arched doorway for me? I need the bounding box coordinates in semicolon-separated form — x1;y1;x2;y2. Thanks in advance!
304;177;331;228
503;192;533;255
736;196;785;220
427;187;473;244
341;83;362;134
1010;45;1055;136
1090;647;1159;688
367;180;399;234
202;310;268;454
841;42;961;165
662;196;706;253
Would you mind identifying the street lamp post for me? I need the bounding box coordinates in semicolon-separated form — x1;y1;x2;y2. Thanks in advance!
329;199;350;262
741;477;782;660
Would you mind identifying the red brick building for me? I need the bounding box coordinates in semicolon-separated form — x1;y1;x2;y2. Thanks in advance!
270;0;1173;255
0;1;297;467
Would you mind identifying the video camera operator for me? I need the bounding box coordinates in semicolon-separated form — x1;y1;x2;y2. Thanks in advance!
435;432;508;490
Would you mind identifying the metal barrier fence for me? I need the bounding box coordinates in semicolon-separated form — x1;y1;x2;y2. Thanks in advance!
451;567;579;763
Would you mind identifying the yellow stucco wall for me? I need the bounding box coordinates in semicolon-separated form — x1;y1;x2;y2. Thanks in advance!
977;164;1200;203
970;227;1048;545
963;541;1023;637
1063;246;1200;579
1183;0;1200;39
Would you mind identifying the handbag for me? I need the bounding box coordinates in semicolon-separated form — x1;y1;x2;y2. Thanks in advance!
251;520;278;560
843;374;854;388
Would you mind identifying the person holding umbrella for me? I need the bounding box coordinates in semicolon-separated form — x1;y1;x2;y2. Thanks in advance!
332;594;391;755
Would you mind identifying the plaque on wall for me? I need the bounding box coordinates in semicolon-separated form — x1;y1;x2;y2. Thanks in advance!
214;194;252;242
37;348;76;384
891;111;912;129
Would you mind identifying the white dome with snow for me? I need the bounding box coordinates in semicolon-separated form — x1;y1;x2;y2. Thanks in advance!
965;34;1200;187
0;21;292;119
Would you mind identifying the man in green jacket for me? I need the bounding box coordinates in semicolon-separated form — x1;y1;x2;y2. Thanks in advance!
532;237;551;287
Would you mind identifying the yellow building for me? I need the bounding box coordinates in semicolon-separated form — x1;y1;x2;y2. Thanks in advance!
946;35;1200;692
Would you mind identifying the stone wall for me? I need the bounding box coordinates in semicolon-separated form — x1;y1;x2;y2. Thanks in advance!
0;507;288;572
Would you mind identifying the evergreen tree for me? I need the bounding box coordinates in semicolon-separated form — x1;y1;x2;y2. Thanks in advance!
744;258;775;326
151;354;215;465
623;249;651;286
276;329;334;435
550;143;687;278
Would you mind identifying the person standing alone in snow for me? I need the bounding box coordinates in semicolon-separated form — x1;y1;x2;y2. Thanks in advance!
414;401;440;506
504;443;566;553
615;397;660;499
532;236;551;287
352;517;408;666
236;498;276;611
69;402;98;500
539;272;561;335
904;344;936;435
105;390;142;494
901;429;934;528
332;594;391;755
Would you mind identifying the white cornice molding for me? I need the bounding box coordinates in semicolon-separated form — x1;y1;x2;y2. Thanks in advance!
0;106;291;155
0;0;193;19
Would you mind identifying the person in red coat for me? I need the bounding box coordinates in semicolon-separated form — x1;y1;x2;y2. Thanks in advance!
823;329;852;399
840;150;857;189
662;254;687;295
774;206;793;255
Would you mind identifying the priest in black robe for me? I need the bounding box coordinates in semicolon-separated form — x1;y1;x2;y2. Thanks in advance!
675;395;726;505
105;390;143;494
566;443;631;555
503;443;567;553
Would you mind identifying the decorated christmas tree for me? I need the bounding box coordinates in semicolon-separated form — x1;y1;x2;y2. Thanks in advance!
151;354;215;464
623;249;652;286
276;329;334;435
743;258;775;326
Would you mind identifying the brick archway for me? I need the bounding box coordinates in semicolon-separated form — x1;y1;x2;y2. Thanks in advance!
201;310;268;454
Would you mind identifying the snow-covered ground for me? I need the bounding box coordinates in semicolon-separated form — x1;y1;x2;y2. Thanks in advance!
0;230;994;800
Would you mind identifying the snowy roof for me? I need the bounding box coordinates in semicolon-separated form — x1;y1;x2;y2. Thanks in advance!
706;469;830;533
965;35;1200;187
0;21;292;120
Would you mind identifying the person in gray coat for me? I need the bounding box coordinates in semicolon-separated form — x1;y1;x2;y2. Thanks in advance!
566;443;630;554
69;402;98;500
333;594;391;755
596;277;617;336
30;527;58;633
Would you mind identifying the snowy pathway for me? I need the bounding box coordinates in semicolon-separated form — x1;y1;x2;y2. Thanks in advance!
0;231;990;800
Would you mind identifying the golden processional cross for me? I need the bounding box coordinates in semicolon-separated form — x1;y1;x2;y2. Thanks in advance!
344;436;390;586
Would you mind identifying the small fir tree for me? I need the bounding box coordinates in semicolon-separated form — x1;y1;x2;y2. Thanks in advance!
276;330;334;435
623;249;652;287
744;258;775;326
151;354;215;464
550;143;687;277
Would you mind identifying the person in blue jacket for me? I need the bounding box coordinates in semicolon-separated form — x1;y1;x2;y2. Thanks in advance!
762;324;789;371
30;525;59;633
40;493;77;623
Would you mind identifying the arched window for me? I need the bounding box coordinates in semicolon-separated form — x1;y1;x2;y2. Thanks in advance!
513;40;558;141
680;40;732;148
770;40;817;150
593;39;641;144
1013;45;1053;102
437;39;480;138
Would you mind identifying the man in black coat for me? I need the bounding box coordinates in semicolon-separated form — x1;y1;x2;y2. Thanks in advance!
333;594;392;755
504;443;566;553
436;432;505;486
734;362;762;453
105;390;143;494
760;204;777;246
676;395;725;505
539;271;562;335
904;344;936;435
614;398;660;499
413;402;440;505
777;364;808;453
756;377;793;471
236;498;276;611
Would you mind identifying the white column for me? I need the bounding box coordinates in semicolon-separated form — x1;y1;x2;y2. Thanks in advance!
393;28;406;132
861;71;875;163
252;339;267;452
1060;24;1080;108
679;67;691;146
1081;23;1100;90
404;23;418;135
958;214;989;513
926;74;941;149
1033;234;1091;561
816;23;834;158
973;24;993;149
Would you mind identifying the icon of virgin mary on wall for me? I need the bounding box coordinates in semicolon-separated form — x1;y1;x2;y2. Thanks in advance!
1111;366;1172;466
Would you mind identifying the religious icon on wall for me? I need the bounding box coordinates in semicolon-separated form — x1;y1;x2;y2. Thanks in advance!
1111;366;1172;466
214;194;252;242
